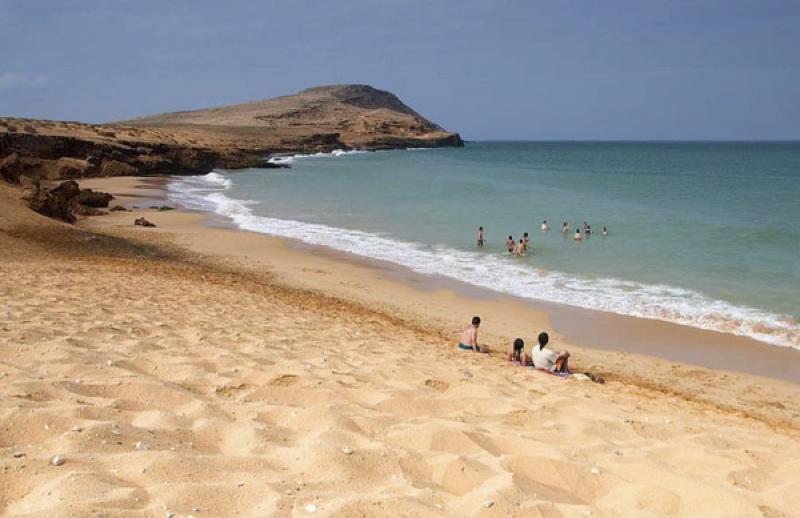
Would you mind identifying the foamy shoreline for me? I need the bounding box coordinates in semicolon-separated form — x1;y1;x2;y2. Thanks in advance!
165;168;800;352
81;175;800;384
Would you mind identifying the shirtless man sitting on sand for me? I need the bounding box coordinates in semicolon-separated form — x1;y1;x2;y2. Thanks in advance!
458;316;489;353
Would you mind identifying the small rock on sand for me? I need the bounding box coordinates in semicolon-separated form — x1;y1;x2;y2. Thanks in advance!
591;467;601;475
342;447;354;455
50;454;65;466
134;441;147;450
134;217;156;228
305;503;318;513
483;500;495;508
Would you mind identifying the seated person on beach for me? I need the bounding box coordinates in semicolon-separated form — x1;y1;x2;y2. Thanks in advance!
507;338;525;363
532;332;570;373
458;316;488;353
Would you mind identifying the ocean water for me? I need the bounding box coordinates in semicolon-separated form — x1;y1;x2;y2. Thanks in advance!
167;142;800;350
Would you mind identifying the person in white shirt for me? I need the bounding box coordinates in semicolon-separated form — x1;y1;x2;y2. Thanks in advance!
532;332;570;373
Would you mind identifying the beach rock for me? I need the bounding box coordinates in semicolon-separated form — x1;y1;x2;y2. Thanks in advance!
27;180;80;223
99;160;138;177
342;447;354;455
304;503;318;513
591;467;601;475
71;425;83;432
50;454;65;466
134;217;156;228
0;153;27;183
24;179;114;222
75;188;113;207
134;441;147;450
483;500;495;508
110;204;128;211
53;157;93;179
11;452;25;458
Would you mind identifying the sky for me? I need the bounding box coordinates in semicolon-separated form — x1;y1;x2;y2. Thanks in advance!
1;0;799;140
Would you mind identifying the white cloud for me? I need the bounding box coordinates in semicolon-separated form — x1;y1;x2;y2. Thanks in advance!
0;72;48;94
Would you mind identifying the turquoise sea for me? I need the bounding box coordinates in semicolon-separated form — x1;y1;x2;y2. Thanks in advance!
168;142;800;350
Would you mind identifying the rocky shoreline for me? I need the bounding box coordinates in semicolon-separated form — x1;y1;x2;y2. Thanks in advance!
1;85;462;185
1;84;463;223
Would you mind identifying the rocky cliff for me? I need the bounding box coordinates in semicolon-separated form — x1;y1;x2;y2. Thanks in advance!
0;85;462;184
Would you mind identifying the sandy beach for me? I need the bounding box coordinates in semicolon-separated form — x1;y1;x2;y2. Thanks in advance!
1;177;799;517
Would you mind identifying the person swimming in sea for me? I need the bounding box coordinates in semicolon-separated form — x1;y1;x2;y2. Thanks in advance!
585;224;592;235
541;220;549;231
506;236;515;253
514;240;525;256
477;226;485;247
562;221;570;233
602;227;608;236
522;232;530;253
574;229;582;241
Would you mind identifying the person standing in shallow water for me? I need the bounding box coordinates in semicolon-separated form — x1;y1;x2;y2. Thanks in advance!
477;226;485;247
574;229;582;241
506;236;515;253
522;232;530;254
541;220;549;231
562;221;570;233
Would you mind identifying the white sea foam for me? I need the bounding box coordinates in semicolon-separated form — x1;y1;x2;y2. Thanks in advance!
267;148;367;165
167;172;800;350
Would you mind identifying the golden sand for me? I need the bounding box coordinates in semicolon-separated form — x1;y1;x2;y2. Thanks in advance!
1;178;798;517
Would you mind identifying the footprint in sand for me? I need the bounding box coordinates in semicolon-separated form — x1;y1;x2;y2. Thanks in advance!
424;379;449;391
268;374;301;387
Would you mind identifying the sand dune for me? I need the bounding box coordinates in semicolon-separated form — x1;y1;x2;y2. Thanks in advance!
1;181;799;517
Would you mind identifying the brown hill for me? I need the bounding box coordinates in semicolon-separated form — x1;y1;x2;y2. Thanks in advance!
0;84;462;185
118;84;461;151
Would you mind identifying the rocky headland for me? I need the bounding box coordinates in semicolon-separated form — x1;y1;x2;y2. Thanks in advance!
0;84;462;222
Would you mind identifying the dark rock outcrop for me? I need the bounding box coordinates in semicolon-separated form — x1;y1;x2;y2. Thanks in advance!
25;180;114;224
27;180;82;223
75;189;114;208
134;217;156;227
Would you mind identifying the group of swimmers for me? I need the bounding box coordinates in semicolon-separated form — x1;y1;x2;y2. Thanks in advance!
566;221;609;241
458;316;571;374
477;221;609;252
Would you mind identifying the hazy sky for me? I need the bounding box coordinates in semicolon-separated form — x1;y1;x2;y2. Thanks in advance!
2;0;799;140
